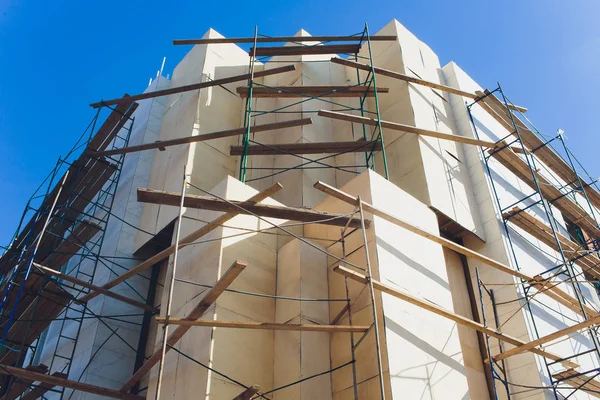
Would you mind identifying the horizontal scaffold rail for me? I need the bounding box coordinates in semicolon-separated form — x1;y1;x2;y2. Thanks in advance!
236;85;389;98
91;118;313;157
504;207;600;278
136;188;369;229
90;65;296;108
155;318;369;332
0;364;144;400
318;109;499;148
250;44;360;57
313;181;599;320
330;58;528;113
230;140;381;156
78;183;283;304
120;261;246;392
334;265;577;368
173;35;397;45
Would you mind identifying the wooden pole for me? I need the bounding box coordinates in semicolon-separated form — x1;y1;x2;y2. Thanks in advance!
154;318;369;332
78;183;282;304
357;196;386;400
333;265;578;368
317;110;499;148
90;65;296;108
120;261;247;393
154;166;187;400
494;313;600;362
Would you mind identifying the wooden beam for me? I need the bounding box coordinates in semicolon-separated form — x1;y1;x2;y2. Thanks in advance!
314;181;532;280
313;181;598;320
553;369;600;398
90;65;296;108
154;318;369;332
489;144;600;239
333;265;578;368
233;385;261;400
137;188;368;229
230;140;381;156
318;109;498;148
41;220;101;270
91;118;313;157
20;372;68;400
120;261;247;392
330;58;528;113
251;44;360;57
4;364;48;400
331;57;476;99
236;85;389;98
78;183;282;303
504;207;600;279
0;364;143;400
33;263;158;313
494;313;600;362
174;36;397;45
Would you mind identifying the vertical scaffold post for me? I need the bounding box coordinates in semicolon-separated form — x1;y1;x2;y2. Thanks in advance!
155;165;187;400
239;26;259;183
364;23;388;179
357;195;386;399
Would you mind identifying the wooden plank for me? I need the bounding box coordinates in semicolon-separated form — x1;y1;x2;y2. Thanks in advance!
230;139;381;156
137;188;368;229
479;89;600;212
91;118;313;157
318;109;499;148
87;99;135;151
331;57;476;99
553;369;600;398
120;261;247;392
251;44;360;57
504;207;600;278
78;183;283;304
330;58;529;112
0;364;144;400
334;265;578;368
3;364;48;400
233;385;261;400
154;318;369;332
41;220;101;270
236;85;389;98
174;36;397;45
494;312;600;362
33;263;159;313
20;372;68;400
313;180;598;321
90;65;296;108
489;145;600;239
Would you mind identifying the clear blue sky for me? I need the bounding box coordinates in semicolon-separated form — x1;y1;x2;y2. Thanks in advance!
1;0;599;246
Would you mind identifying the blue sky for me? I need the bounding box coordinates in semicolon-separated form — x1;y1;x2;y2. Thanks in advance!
1;0;599;246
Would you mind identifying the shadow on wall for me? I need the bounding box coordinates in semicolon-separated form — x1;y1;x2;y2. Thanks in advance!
385;317;469;400
378;237;450;291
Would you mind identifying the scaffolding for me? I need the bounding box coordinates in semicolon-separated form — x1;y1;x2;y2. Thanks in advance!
237;24;389;184
468;86;600;399
0;100;144;399
3;21;600;400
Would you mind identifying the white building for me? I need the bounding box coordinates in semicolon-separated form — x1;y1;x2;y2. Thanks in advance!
1;19;599;400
